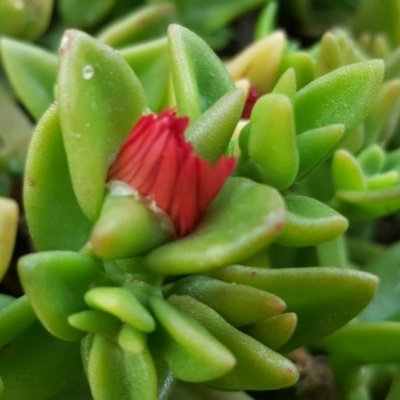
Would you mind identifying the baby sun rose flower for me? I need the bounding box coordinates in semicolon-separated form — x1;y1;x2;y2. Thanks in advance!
107;110;236;238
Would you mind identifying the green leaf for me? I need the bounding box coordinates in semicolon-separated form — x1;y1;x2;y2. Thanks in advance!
0;0;25;37
296;124;344;178
357;144;385;175
144;177;285;275
68;310;120;335
319;322;400;363
332;149;366;191
169;275;286;327
85;287;155;333
174;0;265;35
364;79;400;145
0;321;82;400
18;251;107;341
272;67;296;104
58;29;145;220
254;0;278;40
185;89;244;162
97;4;176;48
87;334;158;400
168;24;235;121
210;265;378;352
1;38;57;120
358;242;400;322
23;104;93;251
279;52;315;90
16;0;53;41
226;31;286;94
241;313;297;351
274;196;348;247
118;324;147;354
149;295;235;382
58;0;117;29
121;37;170;112
0;296;36;348
334;185;400;219
169;295;299;391
295;60;384;138
90;194;171;259
246;93;298;189
0;198;18;281
315;33;343;78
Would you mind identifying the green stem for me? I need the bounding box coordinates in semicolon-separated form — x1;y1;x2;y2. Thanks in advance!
316;235;348;268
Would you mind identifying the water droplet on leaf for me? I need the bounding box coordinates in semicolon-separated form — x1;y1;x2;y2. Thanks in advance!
82;65;95;80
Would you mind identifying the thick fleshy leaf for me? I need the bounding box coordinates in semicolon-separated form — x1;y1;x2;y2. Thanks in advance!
272;68;296;104
334;185;400;219
97;4;176;48
0;296;36;348
296;124;344;178
58;29;145;220
241;313;297;351
169;295;299;390
68;309;120;335
274;196;348;247
319;322;400;363
18;251;107;341
357;144;385;176
90;195;171;259
210;266;378;352
121;37;170;112
58;0;117;29
175;0;265;35
246;93;298;189
118;323;147;354
279;52;315;90
85;287;155;333
168;24;235;121
0;84;32;171
295;60;384;138
87;334;158;400
185;89;244;163
0;0;24;37
315;33;343;78
149;295;235;382
1;38;57;120
0;321;82;400
364;79;400;145
0;198;18;281
144;177;285;275
16;0;53;41
169;275;286;327
226;31;286;94
358;242;400;322
254;0;278;40
332;149;366;191
23;104;92;251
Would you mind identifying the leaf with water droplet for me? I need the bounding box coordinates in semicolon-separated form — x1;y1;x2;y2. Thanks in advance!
57;29;145;220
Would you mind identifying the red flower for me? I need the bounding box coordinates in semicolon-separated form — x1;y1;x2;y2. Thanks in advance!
107;110;236;238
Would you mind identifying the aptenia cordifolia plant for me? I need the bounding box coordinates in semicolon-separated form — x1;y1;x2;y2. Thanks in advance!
3;1;400;400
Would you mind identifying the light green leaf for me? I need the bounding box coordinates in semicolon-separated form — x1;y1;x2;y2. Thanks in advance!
58;29;145;220
275;195;348;247
23;104;92;251
144;178;285;275
1;38;57;120
168;24;235;121
295;60;384;139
